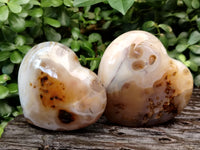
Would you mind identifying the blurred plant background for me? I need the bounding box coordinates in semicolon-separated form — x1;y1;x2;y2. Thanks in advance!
0;0;200;137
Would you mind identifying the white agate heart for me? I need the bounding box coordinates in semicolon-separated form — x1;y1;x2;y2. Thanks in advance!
18;42;107;130
98;30;193;127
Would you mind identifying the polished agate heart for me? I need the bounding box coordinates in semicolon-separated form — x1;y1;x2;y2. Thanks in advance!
18;42;106;130
98;30;193;127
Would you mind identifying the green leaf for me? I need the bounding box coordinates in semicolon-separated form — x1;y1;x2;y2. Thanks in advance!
6;83;18;94
101;10;113;20
163;0;177;10
18;10;28;18
73;0;104;7
43;7;58;18
188;31;200;45
175;43;188;53
0;121;9;129
142;21;156;31
10;51;22;64
192;0;200;9
0;74;11;84
1;26;17;42
8;13;26;32
184;60;198;72
84;5;91;13
192;58;200;66
58;9;70;26
30;24;43;38
80;55;87;65
194;74;200;87
71;27;80;40
60;38;73;47
190;15;198;22
102;20;112;29
84;12;95;19
97;43;106;52
7;2;22;13
176;54;186;63
41;0;63;7
158;24;172;33
189;45;200;55
0;127;3;138
178;38;188;44
21;3;33;9
15;35;26;46
173;12;187;18
29;8;43;17
29;0;40;5
0;0;8;3
107;0;134;15
197;18;200;31
51;0;63;7
44;27;61;42
12;111;19;117
25;36;34;44
17;45;31;54
71;40;80;52
90;60;98;71
0;51;11;62
2;63;14;74
25;20;36;27
87;20;96;24
12;0;30;5
183;0;192;8
159;33;168;48
44;17;61;28
0;101;12;116
40;0;51;7
189;53;200;66
81;41;95;57
177;32;188;40
0;42;16;51
64;0;73;7
0;5;9;21
0;85;9;99
94;7;101;16
88;33;102;43
12;106;23;117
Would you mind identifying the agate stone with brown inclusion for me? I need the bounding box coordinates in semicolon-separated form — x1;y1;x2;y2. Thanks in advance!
18;42;107;130
98;30;193;127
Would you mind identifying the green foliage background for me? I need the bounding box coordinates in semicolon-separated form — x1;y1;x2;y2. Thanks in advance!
0;0;200;137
